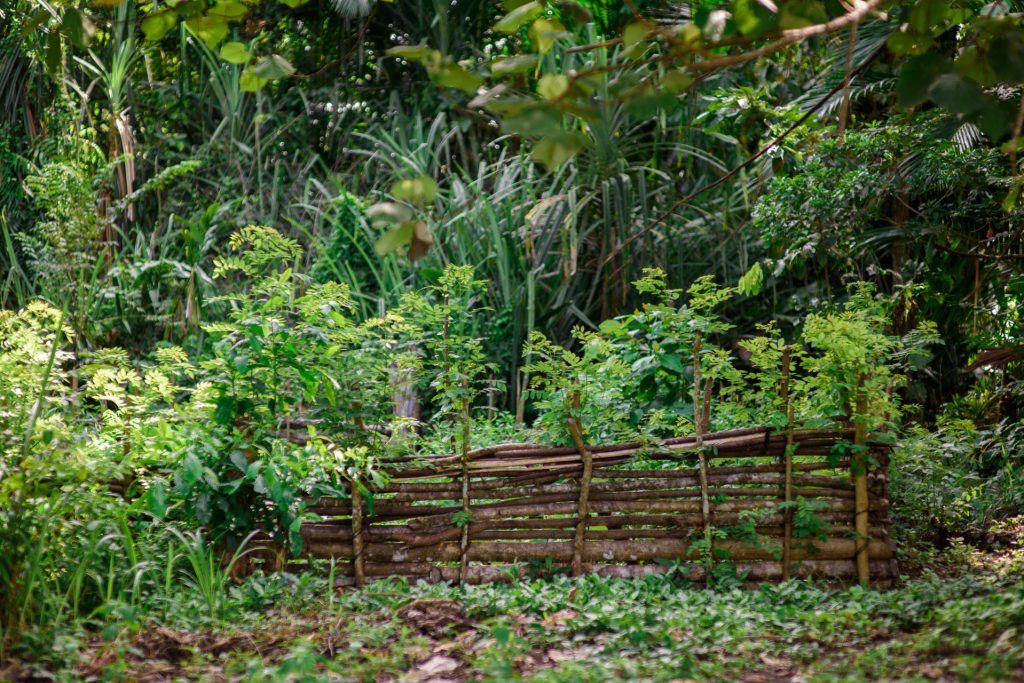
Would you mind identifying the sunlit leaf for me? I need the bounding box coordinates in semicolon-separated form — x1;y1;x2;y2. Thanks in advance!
374;221;415;256
537;73;569;101
141;12;178;42
219;41;251;64
494;1;543;33
386;45;437;61
391;176;438;204
491;54;539;77
185;15;229;49
529;18;565;54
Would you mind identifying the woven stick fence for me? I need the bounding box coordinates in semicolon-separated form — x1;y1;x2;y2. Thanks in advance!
295;425;895;586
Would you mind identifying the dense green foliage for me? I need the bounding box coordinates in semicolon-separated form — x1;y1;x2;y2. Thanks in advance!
2;0;1024;679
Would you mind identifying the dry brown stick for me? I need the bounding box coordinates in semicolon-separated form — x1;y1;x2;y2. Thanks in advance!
691;336;714;584
853;376;871;585
781;346;794;581
351;479;365;588
567;391;593;577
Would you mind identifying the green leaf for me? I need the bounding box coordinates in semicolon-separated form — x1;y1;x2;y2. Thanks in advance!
529;18;565;54
778;0;826;29
896;52;951;109
391;176;438;203
63;9;96;50
240;65;267;92
44;30;62;76
219;41;251;64
976;98;1015;140
208;0;249;20
909;0;948;34
386;45;437;61
737;262;764;296
886;30;934;56
431;63;483;93
991;32;1024;83
185;15;229;49
254;54;295;80
955;45;999;86
494;1;543;33
732;0;778;37
530;134;584;171
147;481;168;519
141;12;178;42
537;73;569;101
214;395;235;423
928;72;985;114
278;0;310;7
661;68;693;93
366;201;414;225
622;22;651;48
491;54;539;77
374;221;416;256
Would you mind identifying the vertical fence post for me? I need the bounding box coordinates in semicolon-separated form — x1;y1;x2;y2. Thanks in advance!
459;393;472;584
692;336;713;585
351;479;365;588
567;391;592;577
853;375;870;585
780;346;795;581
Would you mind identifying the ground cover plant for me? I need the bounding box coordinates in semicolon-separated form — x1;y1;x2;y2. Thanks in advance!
2;0;1024;680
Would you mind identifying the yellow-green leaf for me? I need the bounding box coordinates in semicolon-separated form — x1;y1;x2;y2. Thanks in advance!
391;176;438;204
185;15;229;49
374;221;416;256
254;54;295;80
622;22;651;48
661;68;692;93
491;54;539;77
386;45;437;61
219;41;251;64
529;18;564;54
141;12;177;42
431;63;483;93
537;73;569;101
208;0;249;20
494;1;543;33
530;135;583;171
240;66;267;92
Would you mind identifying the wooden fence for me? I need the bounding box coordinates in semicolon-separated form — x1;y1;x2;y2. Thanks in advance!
293;426;896;586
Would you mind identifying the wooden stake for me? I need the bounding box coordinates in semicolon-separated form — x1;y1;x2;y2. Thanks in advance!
351;479;365;587
567;390;592;577
781;345;795;580
853;375;870;585
459;392;471;584
693;335;713;584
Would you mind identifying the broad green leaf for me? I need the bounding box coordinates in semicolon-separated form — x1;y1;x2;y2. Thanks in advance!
494;1;543;33
279;0;310;7
366;201;414;224
374;221;416;256
208;0;249;20
886;30;933;56
732;0;778;37
254;54;295;80
21;10;52;38
955;45;998;87
185;15;229;49
928;72;985;114
896;52;950;109
500;106;564;137
386;45;437;61
537;73;569;101
44;30;62;76
141;12;177;42
778;0;826;29
991;32;1024;83
661;68;693;93
491;54;539;77
909;0;949;34
63;9;96;50
530;134;584;171
976;98;1015;140
219;41;251;64
529;18;565;54
431;63;483;93
623;22;651;48
240;65;267;92
147;481;168;519
391;176;438;203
